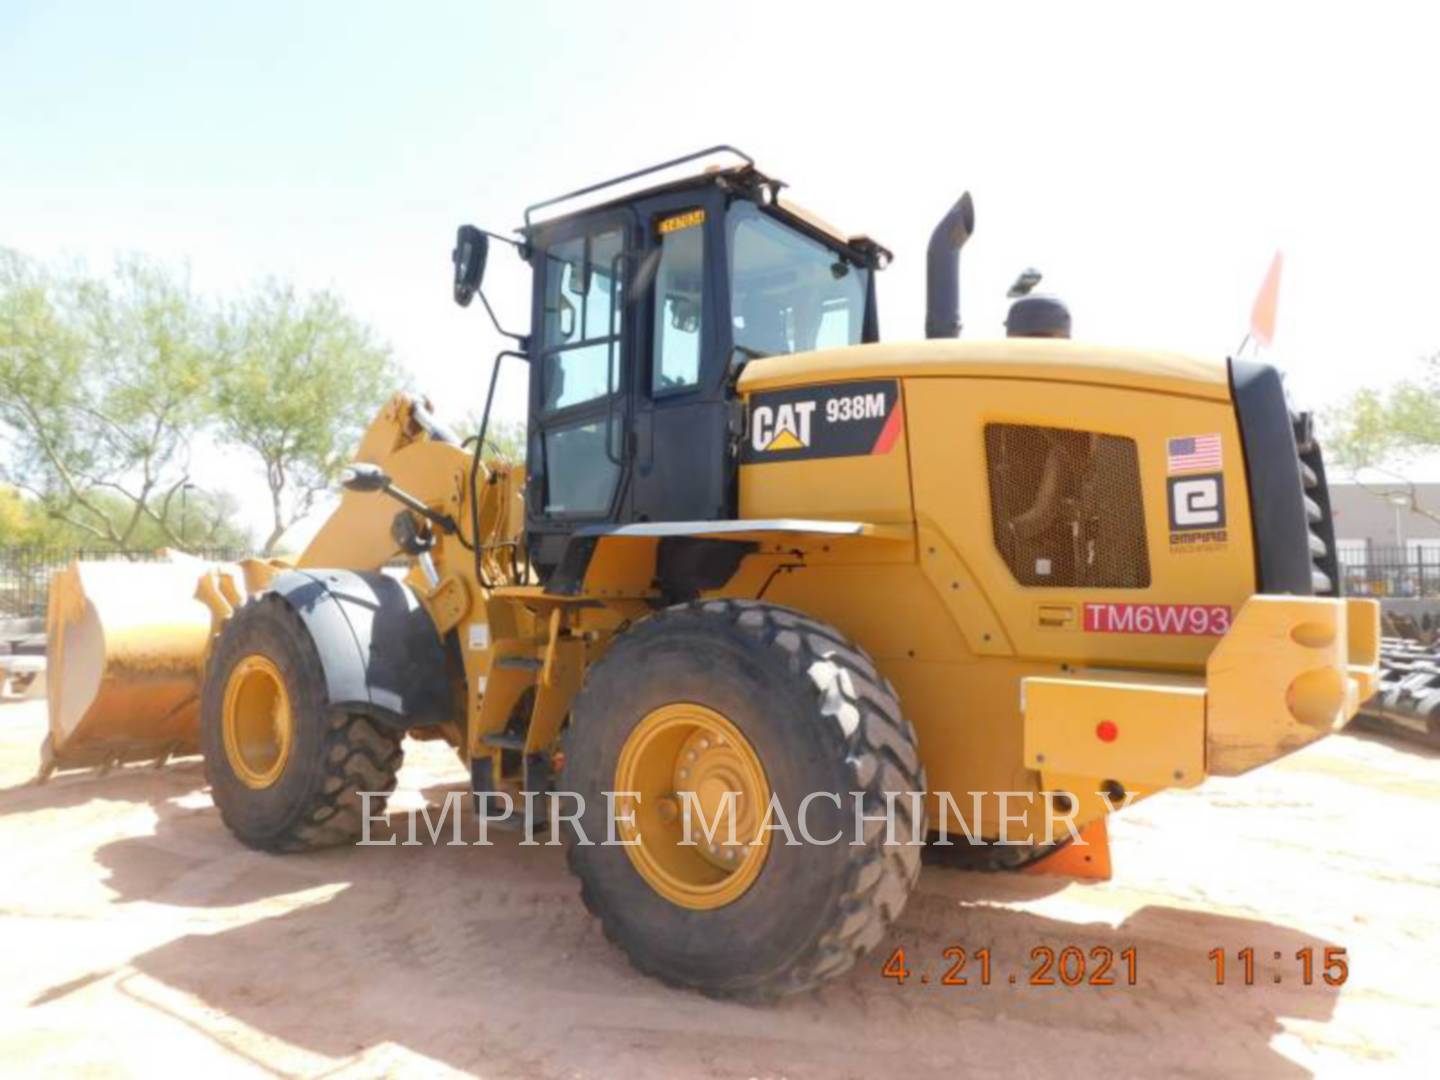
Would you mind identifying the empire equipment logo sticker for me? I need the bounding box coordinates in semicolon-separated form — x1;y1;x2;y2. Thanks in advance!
742;380;903;463
1166;470;1228;552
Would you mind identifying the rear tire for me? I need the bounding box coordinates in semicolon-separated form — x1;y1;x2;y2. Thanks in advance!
563;599;924;1000
201;593;404;852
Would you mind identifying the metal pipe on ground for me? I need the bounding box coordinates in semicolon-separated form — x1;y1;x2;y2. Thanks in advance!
1356;636;1440;747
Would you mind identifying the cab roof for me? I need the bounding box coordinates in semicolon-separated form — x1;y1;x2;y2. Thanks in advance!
521;145;887;264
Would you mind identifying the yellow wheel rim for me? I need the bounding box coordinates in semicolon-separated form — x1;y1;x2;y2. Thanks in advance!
221;655;294;790
613;703;771;910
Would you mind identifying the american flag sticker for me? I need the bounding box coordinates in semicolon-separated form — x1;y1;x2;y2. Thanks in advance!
1167;433;1223;474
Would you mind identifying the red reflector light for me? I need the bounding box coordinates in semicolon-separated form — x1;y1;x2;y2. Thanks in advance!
1096;720;1118;743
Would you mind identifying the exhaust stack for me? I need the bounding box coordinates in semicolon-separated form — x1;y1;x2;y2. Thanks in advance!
925;191;975;338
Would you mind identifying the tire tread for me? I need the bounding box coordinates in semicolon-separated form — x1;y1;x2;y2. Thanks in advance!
566;598;924;1001
203;594;404;853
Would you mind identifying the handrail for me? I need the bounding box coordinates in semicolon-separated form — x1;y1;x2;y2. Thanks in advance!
523;145;754;230
471;348;530;589
603;250;639;467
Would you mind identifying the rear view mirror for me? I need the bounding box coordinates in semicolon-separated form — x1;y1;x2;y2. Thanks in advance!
452;225;488;307
668;296;700;333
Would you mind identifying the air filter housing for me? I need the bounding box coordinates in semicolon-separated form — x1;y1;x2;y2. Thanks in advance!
1005;295;1071;338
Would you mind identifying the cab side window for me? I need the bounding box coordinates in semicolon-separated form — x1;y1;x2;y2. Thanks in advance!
536;225;625;517
540;229;624;412
651;210;705;394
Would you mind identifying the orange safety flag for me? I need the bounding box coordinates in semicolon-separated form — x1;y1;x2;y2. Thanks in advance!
1248;251;1284;348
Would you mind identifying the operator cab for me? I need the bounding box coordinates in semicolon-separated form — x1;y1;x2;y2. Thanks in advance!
507;148;889;581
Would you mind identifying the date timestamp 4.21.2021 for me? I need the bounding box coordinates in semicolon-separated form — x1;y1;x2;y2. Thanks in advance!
881;946;1139;987
881;945;1349;988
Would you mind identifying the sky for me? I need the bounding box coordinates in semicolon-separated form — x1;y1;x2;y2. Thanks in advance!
3;0;1438;548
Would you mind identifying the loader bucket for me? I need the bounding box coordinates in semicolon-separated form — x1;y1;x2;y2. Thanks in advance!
41;559;221;778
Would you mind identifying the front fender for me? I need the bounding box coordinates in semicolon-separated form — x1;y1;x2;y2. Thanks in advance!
270;569;454;730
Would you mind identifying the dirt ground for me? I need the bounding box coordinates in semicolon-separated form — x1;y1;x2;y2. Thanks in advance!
1;700;1436;1079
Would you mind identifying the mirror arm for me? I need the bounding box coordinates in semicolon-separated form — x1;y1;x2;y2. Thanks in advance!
479;227;525;251
378;482;458;536
342;465;458;537
477;287;529;349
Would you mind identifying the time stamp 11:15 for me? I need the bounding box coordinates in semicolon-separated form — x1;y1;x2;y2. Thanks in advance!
880;945;1350;988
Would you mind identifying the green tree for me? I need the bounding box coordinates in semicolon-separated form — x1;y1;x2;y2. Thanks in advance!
0;250;238;549
216;280;400;555
1325;350;1440;526
0;483;246;550
0;484;51;545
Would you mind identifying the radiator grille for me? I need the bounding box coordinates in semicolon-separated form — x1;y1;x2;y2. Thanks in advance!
985;423;1151;588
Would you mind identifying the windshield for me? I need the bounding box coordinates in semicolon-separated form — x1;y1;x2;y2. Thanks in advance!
727;202;868;357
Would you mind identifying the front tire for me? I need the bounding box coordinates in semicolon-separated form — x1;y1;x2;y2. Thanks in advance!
563;599;925;1000
201;593;404;852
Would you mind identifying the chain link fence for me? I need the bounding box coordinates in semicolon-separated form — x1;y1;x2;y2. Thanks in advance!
0;546;246;619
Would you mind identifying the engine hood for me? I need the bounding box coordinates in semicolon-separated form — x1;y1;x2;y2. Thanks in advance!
737;338;1231;403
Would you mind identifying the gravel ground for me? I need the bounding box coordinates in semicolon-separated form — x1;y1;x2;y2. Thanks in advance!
1;698;1436;1078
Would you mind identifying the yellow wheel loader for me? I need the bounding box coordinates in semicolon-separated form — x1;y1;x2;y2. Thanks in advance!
45;146;1379;1000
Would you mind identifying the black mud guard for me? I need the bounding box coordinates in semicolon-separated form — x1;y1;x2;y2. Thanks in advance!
269;568;454;731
